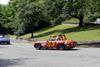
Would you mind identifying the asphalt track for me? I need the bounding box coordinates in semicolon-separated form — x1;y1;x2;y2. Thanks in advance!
0;39;100;67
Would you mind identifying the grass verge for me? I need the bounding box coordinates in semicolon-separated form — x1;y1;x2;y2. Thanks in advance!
20;24;100;41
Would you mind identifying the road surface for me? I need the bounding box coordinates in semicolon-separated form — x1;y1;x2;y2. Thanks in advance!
0;39;100;67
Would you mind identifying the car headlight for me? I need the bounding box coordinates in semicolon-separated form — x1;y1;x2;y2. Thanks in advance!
64;42;67;44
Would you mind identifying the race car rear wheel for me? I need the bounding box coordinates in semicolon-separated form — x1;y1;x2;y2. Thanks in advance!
57;44;65;50
34;43;42;50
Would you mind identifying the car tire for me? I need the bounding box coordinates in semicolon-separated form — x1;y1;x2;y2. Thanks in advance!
7;42;10;44
34;43;42;50
57;44;65;50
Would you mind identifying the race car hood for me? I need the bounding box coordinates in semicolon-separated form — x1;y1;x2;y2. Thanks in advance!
65;40;77;44
33;40;47;44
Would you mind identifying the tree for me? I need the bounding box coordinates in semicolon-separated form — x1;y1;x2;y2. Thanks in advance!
43;0;66;25
1;0;100;36
0;5;2;28
14;3;42;38
63;0;86;27
85;0;100;22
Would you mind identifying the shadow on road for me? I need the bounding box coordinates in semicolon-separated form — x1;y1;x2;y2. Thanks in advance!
64;48;80;51
0;58;29;67
37;48;80;51
0;44;12;45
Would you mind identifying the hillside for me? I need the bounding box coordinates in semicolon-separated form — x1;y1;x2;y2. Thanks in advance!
21;24;100;41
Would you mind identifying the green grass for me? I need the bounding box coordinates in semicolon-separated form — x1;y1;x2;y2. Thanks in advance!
10;35;17;38
20;25;100;41
64;18;79;23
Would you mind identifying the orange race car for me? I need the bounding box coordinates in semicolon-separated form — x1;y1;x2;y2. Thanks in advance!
33;35;77;50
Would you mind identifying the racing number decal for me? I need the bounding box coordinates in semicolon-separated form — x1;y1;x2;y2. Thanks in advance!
47;41;55;47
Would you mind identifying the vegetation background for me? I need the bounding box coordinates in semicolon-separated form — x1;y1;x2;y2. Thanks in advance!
0;0;100;41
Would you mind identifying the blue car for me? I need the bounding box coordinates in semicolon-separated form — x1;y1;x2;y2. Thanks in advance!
0;35;10;44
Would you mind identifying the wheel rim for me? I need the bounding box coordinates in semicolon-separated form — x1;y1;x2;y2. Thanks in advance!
35;44;41;50
58;45;65;50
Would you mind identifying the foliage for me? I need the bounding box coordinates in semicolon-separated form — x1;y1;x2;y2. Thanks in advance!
43;0;66;25
0;0;100;36
14;2;42;37
84;0;100;22
63;0;87;27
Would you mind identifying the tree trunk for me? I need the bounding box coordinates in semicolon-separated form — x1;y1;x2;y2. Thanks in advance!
31;33;34;38
79;16;84;27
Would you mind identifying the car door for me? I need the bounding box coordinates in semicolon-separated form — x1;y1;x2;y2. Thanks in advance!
47;41;56;48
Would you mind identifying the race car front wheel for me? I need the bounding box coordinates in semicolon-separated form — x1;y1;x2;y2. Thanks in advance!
34;43;42;50
57;44;65;50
